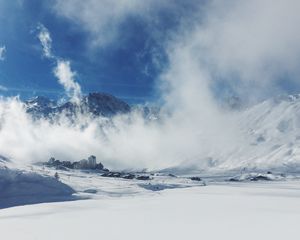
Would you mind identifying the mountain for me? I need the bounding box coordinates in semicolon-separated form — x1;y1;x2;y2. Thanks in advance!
216;94;300;172
24;92;300;172
25;92;131;119
132;104;161;120
25;96;57;118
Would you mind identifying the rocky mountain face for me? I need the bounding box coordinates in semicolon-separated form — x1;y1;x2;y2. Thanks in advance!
25;92;131;119
25;96;57;118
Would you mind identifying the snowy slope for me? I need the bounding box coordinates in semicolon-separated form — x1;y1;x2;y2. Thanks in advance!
0;167;75;209
217;95;300;172
1;181;300;240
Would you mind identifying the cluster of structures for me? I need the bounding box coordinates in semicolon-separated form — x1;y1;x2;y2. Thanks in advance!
44;155;153;181
45;155;107;171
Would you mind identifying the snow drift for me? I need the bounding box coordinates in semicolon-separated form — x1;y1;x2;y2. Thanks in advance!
0;167;75;209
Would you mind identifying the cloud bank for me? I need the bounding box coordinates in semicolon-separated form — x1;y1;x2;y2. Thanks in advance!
1;1;300;173
181;0;300;102
0;20;241;172
53;0;300;102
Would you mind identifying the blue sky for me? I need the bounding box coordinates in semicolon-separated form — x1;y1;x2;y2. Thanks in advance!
0;0;191;103
1;1;300;105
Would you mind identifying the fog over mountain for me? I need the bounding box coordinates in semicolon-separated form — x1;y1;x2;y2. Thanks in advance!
1;0;300;173
2;2;300;238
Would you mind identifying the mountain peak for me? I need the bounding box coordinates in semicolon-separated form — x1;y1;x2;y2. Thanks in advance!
25;92;131;118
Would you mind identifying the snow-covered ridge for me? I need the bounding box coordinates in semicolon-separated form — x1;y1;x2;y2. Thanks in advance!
25;92;131;119
217;94;300;172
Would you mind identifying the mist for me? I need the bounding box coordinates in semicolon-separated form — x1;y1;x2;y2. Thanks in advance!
1;0;300;172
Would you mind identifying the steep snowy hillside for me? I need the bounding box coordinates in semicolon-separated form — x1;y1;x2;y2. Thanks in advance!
217;95;300;172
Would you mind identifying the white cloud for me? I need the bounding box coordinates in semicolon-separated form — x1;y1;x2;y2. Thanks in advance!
0;46;6;61
54;60;82;103
184;0;300;102
37;24;53;58
39;0;251;169
53;0;167;48
0;46;7;92
37;24;82;103
0;85;8;91
55;0;300;101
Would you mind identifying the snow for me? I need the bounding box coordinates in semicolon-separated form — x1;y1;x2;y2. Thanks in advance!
0;167;75;209
32;166;206;197
0;163;300;239
209;96;300;172
2;95;300;239
1;181;300;240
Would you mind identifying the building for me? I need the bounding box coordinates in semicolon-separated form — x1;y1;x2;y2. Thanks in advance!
88;155;97;168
